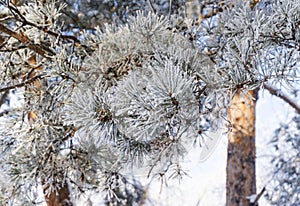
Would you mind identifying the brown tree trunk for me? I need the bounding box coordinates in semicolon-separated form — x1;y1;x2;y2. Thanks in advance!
44;181;73;206
226;90;258;206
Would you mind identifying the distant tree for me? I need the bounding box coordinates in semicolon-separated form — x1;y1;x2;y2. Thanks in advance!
266;114;300;206
0;0;299;206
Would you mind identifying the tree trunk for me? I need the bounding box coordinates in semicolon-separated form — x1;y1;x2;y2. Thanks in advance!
226;90;258;206
44;181;73;206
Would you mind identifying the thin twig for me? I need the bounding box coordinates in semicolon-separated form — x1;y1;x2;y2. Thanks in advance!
7;4;93;52
0;45;27;52
16;13;81;43
0;23;54;57
0;74;45;92
147;142;173;178
264;83;300;114
168;0;172;18
0;15;15;22
147;0;156;14
250;187;266;206
1;3;93;57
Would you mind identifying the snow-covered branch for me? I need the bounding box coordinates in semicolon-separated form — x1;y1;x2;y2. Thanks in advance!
264;83;300;114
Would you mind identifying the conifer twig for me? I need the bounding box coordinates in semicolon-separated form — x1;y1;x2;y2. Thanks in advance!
0;74;45;92
147;0;156;13
0;23;55;57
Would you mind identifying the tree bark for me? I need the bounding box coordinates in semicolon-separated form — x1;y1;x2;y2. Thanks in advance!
44;181;73;206
226;90;258;206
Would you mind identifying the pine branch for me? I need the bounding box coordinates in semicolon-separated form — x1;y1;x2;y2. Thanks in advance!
0;23;55;57
7;3;81;44
5;3;94;54
0;74;45;92
264;83;300;114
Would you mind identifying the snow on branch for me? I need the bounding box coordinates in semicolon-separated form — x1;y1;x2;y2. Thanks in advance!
264;83;300;114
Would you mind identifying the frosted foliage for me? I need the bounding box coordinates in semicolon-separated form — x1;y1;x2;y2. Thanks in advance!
128;12;169;39
0;0;299;205
3;10;210;205
219;0;300;91
20;1;65;27
0;51;33;83
0;115;73;198
19;1;66;43
63;87;116;141
83;12;188;79
63;11;217;184
56;0;186;31
113;60;199;140
266;116;300;206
